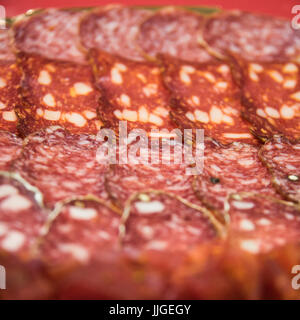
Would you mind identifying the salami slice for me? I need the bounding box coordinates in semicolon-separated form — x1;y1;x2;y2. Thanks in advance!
121;191;223;254
0;173;46;258
106;139;203;208
137;7;213;63
259;136;300;203
39;198;120;268
203;11;300;62
193;139;278;214
240;61;300;142
228;193;300;254
0;28;21;133
161;55;256;145
80;5;150;61
16;53;101;136
13;8;86;64
0;131;22;170
12;126;109;208
90;49;176;136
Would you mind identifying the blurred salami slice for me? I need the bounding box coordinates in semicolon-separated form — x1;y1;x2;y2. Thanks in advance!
0;173;46;258
203;11;300;62
193;139;278;214
161;55;256;145
16;53;101;136
121;191;223;254
0;28;21;133
0;131;22;170
80;5;150;61
228;193;300;254
13;9;86;64
137;7;213;63
106;139;203;208
240;61;300;142
39;198;120;268
12;126;109;208
259;136;300;203
90;50;176;136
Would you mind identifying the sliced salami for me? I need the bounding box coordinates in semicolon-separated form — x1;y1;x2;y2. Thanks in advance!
240;61;300;142
193;139;278;214
259;136;300;203
228;193;300;254
16;53;101;137
0;131;22;170
0;28;21;133
0;173;47;258
137;7;213;63
121;191;223;254
106;140;202;208
80;5;150;61
203;11;300;62
39;198;120;268
90;50;176;136
12;126;109;208
161;55;256;145
13;9;86;64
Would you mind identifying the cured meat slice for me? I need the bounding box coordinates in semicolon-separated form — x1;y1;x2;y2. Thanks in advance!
0;28;21;133
161;55;256;144
240;61;300;142
193;139;277;214
0;61;21;132
0;173;46;258
259;136;300;203
90;50;176;136
12;126;109;208
106;140;202;208
203;11;300;62
39;198;120;268
16;53;101;136
0;131;22;170
228;193;300;254
80;5;150;61
13;8;86;64
121;191;223;254
137;7;213;63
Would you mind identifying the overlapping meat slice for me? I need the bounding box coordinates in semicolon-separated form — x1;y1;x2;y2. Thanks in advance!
227;193;300;254
0;173;47;259
0;131;22;170
259;136;300;203
106;140;203;208
13;9;101;136
16;53;101;136
161;55;256;144
0;28;21;132
13;8;86;64
203;11;300;62
137;7;213;63
38;198;120;269
12;126;109;208
240;61;300;142
193;139;278;214
90;49;176;136
80;5;151;61
121;191;223;255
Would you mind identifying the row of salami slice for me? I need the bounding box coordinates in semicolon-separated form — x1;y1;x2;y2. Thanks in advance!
1;5;297;144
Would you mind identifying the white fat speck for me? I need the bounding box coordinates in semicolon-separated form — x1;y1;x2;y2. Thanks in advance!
257;218;271;226
1;195;32;211
0;185;18;199
232;201;254;210
239;219;255;231
69;206;97;220
147;240;167;251
1;231;25;252
134;201;165;214
240;239;260;254
0;222;8;236
59;243;90;263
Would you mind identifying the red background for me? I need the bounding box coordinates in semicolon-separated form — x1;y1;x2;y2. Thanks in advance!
1;0;298;18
